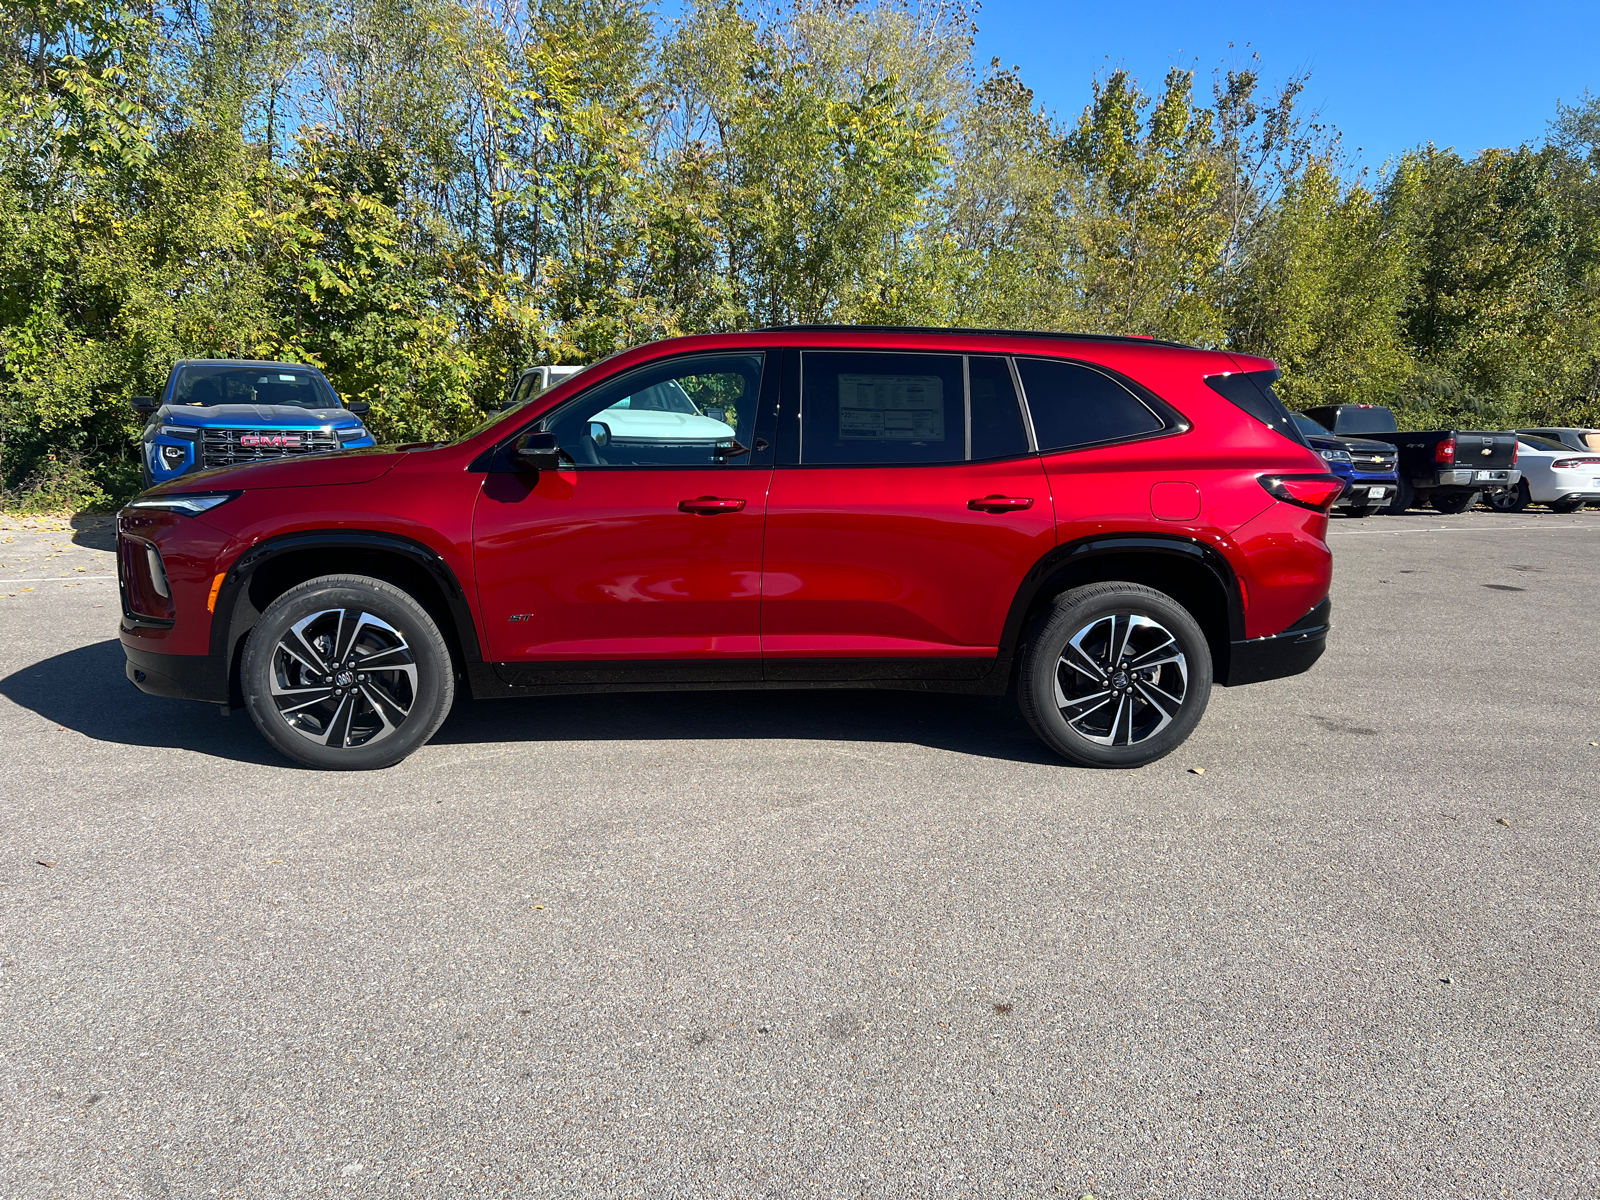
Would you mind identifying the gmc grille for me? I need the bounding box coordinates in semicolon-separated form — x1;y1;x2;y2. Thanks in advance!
201;428;339;469
1348;451;1396;475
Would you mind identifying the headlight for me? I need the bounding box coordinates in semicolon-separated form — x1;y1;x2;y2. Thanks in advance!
336;425;369;443
158;444;188;468
159;425;198;437
1319;448;1351;462
125;492;240;516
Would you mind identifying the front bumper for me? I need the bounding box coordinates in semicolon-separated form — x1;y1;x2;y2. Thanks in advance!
1224;597;1330;687
1335;479;1397;508
124;644;230;706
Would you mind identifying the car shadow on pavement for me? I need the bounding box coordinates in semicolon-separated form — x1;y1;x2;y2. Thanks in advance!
7;640;1059;767
431;687;1062;766
69;513;118;552
0;639;286;766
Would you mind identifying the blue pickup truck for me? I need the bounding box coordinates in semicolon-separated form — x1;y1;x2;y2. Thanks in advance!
1290;410;1401;517
132;360;375;488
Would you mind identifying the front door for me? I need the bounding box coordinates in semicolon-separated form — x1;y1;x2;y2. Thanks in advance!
761;351;1054;678
473;352;773;682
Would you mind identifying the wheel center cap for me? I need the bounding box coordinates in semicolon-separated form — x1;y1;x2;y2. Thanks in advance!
335;669;356;688
1111;670;1128;689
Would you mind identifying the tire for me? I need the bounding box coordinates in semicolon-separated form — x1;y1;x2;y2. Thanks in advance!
1431;490;1480;514
1347;505;1379;518
241;575;456;770
1488;479;1530;513
1551;498;1585;514
1017;582;1213;769
1384;478;1415;514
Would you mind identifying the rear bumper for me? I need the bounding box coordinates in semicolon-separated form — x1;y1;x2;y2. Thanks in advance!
1430;469;1520;489
123;645;230;706
1223;597;1329;687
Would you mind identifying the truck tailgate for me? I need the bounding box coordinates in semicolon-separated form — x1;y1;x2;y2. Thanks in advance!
1453;432;1518;469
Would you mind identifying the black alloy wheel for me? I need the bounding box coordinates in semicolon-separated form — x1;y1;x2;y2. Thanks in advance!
241;575;455;769
1017;582;1213;769
1430;490;1480;514
1488;479;1531;513
1551;498;1585;513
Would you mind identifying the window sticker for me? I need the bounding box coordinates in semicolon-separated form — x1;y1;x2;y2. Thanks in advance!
838;374;944;440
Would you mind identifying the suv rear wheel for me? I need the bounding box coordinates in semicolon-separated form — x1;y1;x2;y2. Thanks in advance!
241;575;455;770
1017;583;1213;769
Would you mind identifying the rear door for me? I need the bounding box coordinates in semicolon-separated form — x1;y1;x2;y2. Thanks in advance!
473;352;774;680
761;351;1053;678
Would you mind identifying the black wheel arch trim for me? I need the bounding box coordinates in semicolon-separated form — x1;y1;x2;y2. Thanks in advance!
208;531;485;693
998;533;1248;660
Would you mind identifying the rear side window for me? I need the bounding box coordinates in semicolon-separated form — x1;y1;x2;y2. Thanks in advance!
1206;370;1308;446
968;355;1030;460
1015;358;1165;452
800;352;964;465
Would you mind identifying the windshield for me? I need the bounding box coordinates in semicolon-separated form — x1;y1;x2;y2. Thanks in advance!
1291;413;1329;436
171;363;341;410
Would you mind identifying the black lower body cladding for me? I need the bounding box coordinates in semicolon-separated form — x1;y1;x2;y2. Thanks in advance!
1223;597;1330;686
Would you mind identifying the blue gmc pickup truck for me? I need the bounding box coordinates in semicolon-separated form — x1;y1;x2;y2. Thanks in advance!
132;360;375;488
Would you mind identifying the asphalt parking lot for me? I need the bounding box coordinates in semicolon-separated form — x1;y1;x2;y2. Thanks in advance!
1;509;1597;1199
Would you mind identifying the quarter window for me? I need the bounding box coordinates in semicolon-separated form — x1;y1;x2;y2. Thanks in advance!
1016;358;1165;452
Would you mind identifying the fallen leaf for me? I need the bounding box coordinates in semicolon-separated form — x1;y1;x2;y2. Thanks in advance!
37;860;55;868
1189;767;1205;775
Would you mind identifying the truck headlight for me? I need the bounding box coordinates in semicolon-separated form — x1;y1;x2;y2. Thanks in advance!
1319;448;1351;462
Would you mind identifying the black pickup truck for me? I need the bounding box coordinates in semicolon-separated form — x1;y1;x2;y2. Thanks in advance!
1300;404;1521;514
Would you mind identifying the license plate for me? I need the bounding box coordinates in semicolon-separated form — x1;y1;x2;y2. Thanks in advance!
1474;470;1507;481
1367;487;1388;500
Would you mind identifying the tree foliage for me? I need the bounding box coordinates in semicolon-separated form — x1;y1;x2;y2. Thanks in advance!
3;0;1599;508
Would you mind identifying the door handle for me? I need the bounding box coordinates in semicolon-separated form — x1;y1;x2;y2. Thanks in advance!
967;495;1034;513
678;496;747;515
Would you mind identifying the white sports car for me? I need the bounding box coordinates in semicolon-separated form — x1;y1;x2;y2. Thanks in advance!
1488;436;1600;512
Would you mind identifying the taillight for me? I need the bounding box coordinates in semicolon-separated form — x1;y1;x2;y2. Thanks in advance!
1511;440;1518;465
1259;473;1345;512
1553;456;1600;469
1434;437;1456;464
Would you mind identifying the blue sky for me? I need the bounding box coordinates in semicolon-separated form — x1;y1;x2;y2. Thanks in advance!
971;0;1599;170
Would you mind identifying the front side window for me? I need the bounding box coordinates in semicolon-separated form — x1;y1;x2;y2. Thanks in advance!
1017;358;1166;452
541;354;763;468
170;363;339;410
801;352;964;466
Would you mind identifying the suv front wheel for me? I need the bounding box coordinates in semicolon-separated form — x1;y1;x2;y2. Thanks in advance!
1017;583;1213;769
241;575;456;770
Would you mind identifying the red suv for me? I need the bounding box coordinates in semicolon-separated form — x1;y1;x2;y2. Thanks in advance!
117;328;1338;771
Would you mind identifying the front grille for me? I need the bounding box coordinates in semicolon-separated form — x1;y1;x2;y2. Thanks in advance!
201;427;339;469
1348;452;1397;475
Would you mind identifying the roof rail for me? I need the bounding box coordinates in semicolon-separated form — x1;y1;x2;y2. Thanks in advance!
754;324;1197;350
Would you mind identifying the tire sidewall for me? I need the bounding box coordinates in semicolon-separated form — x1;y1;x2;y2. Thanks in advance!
241;577;454;770
1020;585;1213;769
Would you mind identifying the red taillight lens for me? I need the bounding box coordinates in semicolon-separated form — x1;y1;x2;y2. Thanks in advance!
1553;456;1600;469
1434;437;1456;464
1259;473;1345;512
1511;440;1518;465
